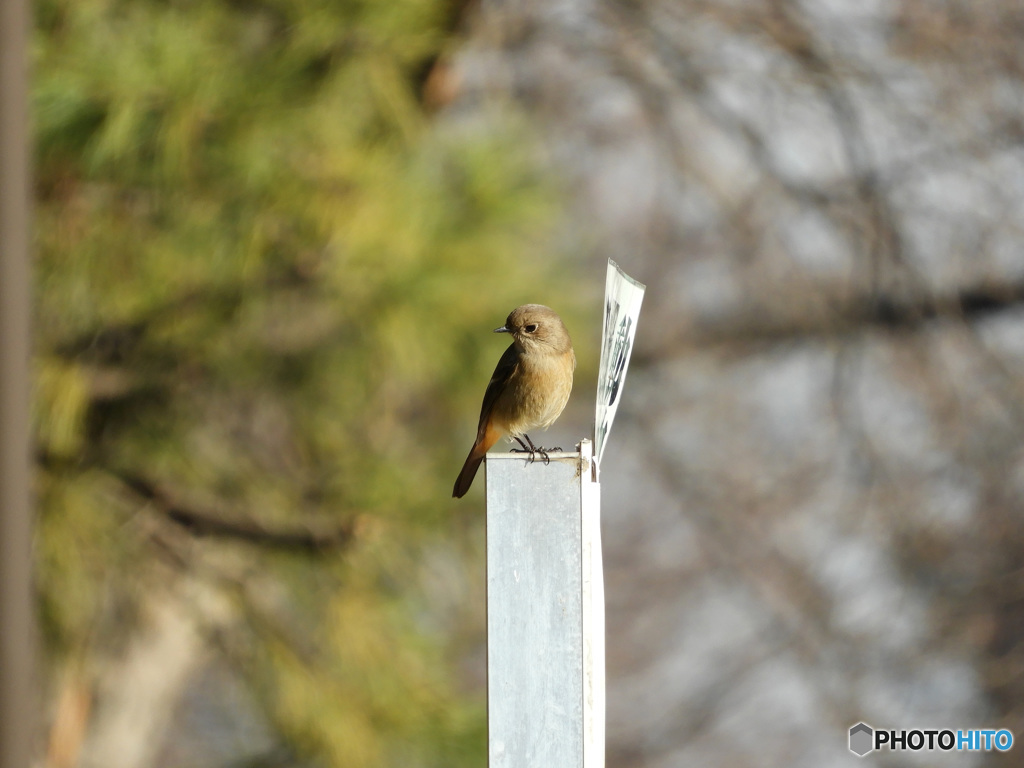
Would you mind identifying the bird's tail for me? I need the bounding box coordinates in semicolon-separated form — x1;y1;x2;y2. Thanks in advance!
452;447;485;498
452;423;502;498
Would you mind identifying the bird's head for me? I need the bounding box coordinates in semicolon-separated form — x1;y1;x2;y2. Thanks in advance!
494;304;573;355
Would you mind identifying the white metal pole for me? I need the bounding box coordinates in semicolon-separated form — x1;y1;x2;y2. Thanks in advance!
486;440;603;768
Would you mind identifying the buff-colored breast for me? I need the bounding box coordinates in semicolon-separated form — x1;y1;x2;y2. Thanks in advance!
491;348;575;438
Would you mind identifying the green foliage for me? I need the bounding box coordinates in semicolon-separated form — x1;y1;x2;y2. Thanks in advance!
33;0;573;763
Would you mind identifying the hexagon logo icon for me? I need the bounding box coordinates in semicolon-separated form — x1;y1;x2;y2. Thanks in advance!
849;722;874;757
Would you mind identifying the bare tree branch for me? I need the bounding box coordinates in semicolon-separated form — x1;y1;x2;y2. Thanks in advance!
116;472;358;554
634;278;1024;362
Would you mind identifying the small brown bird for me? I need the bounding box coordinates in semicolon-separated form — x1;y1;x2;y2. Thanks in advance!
452;304;576;498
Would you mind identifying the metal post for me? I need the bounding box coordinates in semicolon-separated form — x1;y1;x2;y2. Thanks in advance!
0;0;35;764
486;439;604;768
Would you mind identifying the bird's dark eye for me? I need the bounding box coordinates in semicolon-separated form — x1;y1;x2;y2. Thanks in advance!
524;324;538;333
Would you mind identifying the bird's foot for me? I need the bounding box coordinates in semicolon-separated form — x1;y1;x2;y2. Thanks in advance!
510;447;542;463
510;435;554;463
510;436;531;453
512;449;550;463
525;438;559;464
509;435;537;462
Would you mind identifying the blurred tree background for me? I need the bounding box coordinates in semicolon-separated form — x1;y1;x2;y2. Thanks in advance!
32;0;586;766
32;0;1024;766
453;1;1024;766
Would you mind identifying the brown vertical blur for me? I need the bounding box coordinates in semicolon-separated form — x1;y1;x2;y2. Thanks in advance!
0;0;35;766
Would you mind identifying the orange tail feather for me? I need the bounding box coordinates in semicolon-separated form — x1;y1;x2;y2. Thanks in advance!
452;423;502;498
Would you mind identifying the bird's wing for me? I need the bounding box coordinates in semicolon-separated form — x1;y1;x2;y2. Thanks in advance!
475;343;519;443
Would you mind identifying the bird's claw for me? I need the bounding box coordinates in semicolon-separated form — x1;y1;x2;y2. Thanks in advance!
510;447;553;464
510;435;555;463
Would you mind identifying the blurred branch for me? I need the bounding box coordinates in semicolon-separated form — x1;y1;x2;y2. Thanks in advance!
116;471;359;554
636;278;1024;361
52;269;313;365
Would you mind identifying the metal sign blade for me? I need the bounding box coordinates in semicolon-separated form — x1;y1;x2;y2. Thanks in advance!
595;260;645;465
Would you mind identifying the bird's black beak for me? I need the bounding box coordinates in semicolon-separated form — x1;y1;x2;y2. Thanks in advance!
493;325;510;334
